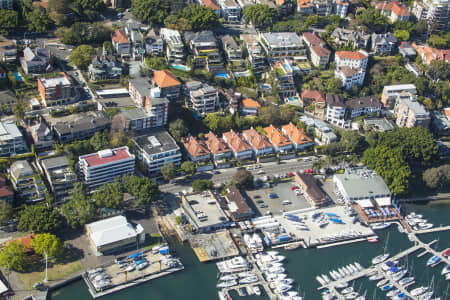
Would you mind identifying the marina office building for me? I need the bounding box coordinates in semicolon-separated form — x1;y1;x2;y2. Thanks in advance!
79;146;135;189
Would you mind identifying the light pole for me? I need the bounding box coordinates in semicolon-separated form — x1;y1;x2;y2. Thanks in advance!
44;251;48;283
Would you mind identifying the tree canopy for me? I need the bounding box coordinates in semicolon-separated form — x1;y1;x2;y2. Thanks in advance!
18;205;62;233
72;0;105;21
192;179;213;192
0;201;13;223
354;8;389;33
161;162;177;181
31;233;64;257
169;119;189;141
61;182;95;229
0;242;28;272
176;4;219;31
243;4;278;29
181;161;197;176
131;0;169;25
423;165;450;191
145;56;168;70
57;22;111;45
231;169;254;189
93;183;124;209
68;45;94;70
25;8;53;32
0;9;18;34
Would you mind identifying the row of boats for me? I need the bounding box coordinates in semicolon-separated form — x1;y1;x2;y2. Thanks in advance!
316;262;365;287
317;230;365;244
405;212;434;231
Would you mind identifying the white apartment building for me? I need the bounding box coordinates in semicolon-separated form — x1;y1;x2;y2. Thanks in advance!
381;84;417;108
335;67;366;90
160;28;185;64
334;0;349;17
218;0;241;23
413;0;449;30
325;94;349;128
0;120;28;157
133;130;182;174
241;34;266;75
189;83;219;114
259;32;306;60
79;147;135;189
347;96;382;119
335;50;369;69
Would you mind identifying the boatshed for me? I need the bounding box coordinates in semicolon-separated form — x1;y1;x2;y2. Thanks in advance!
85;216;145;255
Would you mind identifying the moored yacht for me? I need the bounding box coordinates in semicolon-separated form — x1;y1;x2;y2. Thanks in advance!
442;265;450;275
427;255;441;266
372;254;389;265
411;286;429;296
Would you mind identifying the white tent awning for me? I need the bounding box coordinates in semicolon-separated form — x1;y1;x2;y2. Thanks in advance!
376;197;391;207
356;199;373;208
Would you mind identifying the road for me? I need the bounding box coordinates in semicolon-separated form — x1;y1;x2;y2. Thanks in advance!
159;158;318;194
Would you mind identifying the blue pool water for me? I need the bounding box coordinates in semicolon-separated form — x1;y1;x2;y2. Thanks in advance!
170;64;189;71
13;72;22;81
215;73;229;79
289;96;298;102
283;63;292;72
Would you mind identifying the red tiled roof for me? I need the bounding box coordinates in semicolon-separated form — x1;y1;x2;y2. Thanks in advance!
112;29;129;44
264;125;292;148
391;2;410;16
200;0;219;10
5;234;36;252
303;32;325;47
297;0;312;8
82;148;132;167
336;51;368;60
153;70;181;88
282;122;312;146
183;136;210;158
412;43;450;64
444;108;450;119
204;132;232;154
223;130;252;153
301;89;326;103
311;45;331;57
375;1;393;10
243;128;272;150
335;0;349;5
242;98;261;108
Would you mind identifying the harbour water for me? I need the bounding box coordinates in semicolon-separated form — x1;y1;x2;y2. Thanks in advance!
50;200;450;300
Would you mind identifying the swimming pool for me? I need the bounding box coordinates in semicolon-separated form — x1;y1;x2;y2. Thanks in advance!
283;63;292;72
13;72;22;81
215;73;230;79
170;64;190;71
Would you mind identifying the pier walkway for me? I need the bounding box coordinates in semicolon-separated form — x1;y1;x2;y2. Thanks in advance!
414;225;450;235
410;235;450;265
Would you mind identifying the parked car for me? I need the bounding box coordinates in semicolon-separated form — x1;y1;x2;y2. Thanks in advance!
254;195;261;199
256;200;264;204
259;204;268;208
269;193;277;198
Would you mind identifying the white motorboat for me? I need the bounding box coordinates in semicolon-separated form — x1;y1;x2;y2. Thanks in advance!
266;251;279;256
275;284;293;293
411;286;429;296
266;273;287;281
376;279;389;287
220;274;237;281
217;256;249;273
239;275;258;284
253;285;261;296
345;292;359;299
372;254;389;265
420;291;434;300
126;265;135;272
442;265;450;275
355;262;363;271
392;269;408;281
329;271;338;281
369;273;384;281
238;271;256;278
427;255;441;266
336;281;349;288
216;280;237;288
341;287;354;294
371;222;391;230
316;276;326;286
446;273;450;280
277;278;295;285
267;266;285;274
136;261;148;270
246;285;254;296
387;289;401;297
417;222;434;230
399;276;414;286
218;290;227;300
322;274;331;283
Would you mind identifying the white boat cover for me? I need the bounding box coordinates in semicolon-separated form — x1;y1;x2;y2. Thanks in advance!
356;199;373;208
375;197;391;207
0;279;8;294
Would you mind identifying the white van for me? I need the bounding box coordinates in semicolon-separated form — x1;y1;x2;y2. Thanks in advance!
282;200;291;205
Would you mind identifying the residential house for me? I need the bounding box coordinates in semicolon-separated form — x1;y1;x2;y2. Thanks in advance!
412;43;450;64
225;184;254;221
20;47;51;74
133;130;182;174
272;62;296;99
125;20;145;60
335;66;366;89
79;146;135;189
184;31;224;73
394;94;430;128
160;28;185;64
381;84;417;108
326;94;349;128
0;0;13;9
301;90;326;118
111;29;131;58
0;41;16;62
282;122;313;150
0;90;17;113
259;32;306;61
331;28;370;49
300;115;338;144
334;0;350;17
152;70;182;101
240;98;261;115
0;120;28;157
199;0;221;13
276;0;293;14
204;131;233;164
218;0;241;23
222;129;253;160
37;72;73;107
221;35;246;72
116;108;155;132
0;175;14;204
412;0;449;31
431;109;450;136
30;121;53;150
264;125;293;152
314;0;333;16
188;83;219;114
405;62;422;76
145;29;164;56
399;42;417;59
128;77;169;127
183;136;211;162
40;156;76;204
52;111;111;143
302;32;330;69
376;1;411;22
240;34;267;75
297;0;314;14
242;127;273;157
88;56;122;81
295;173;327;206
347;95;382;119
335;50;368;69
371;33;398;55
10;160;46;203
363;118;395;132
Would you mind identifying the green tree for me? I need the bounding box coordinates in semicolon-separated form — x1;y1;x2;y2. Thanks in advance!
72;0;105;21
178;4;219;31
243;4;278;29
0;201;13;223
192;179;213;192
68;45;94;70
169;119;188;141
145;56;168;70
58;22;111;45
89;131;110;151
161;162;177;181
258;106;281;126
427;60;450;81
423;165;450;190
12;99;27;121
0;10;18;34
18;205;63;233
203;113;233;134
31;233;64;257
102;41;113;54
181;161;197;176
61;183;95;229
231;169;254;189
93;183;124;208
427;34;448;49
339;130;367;153
131;0;169;25
393;29;409;42
0;242;28;272
355;8;388;33
26;8;53;32
119;175;160;206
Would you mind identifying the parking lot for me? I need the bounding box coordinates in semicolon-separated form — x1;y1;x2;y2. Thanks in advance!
247;181;312;216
